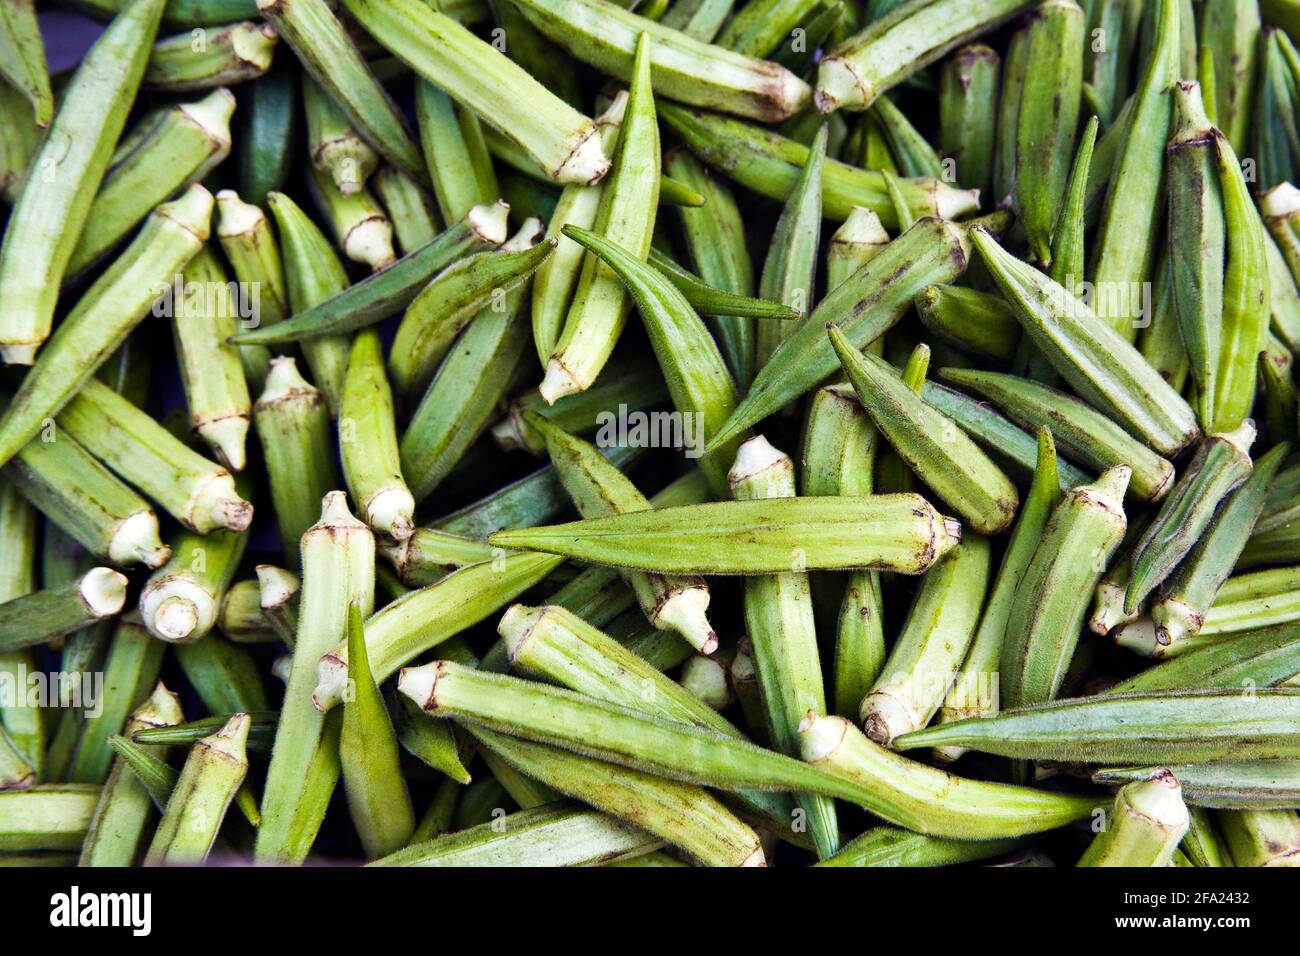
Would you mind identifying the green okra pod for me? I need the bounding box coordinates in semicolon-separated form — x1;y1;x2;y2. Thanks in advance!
0;0;166;365
827;207;891;292
0;568;127;653
1199;0;1259;155
661;102;980;226
144;20;277;91
2;423;171;570
648;249;799;320
832;328;1019;533
312;551;564;712
260;0;425;182
708;216;974;452
1194;567;1300;638
1078;770;1189;867
1013;0;1083;266
939;44;999;199
138;497;251;643
658;0;733;39
0;0;51;128
0;79;39;205
134;712;277;750
144;712;250;866
936;427;1062;760
468;724;765;866
1111;621;1300;694
915;285;1019;364
234;200;507;347
302;71;377;195
1095;762;1300;812
0;785;101;852
1126;422;1256;614
818;826;1022;867
381;530;496;588
815;0;1035;113
340;0;609;184
542;34;659;404
399;224;542;501
390;233;556;400
257;565;299;645
172;245;254;472
396;691;471;784
306;167;396;272
1090;0;1180;340
1001;465;1129;709
871;94;946;180
728;438;838;857
1084;0;1142;126
79;682;183;866
399;662;1096;839
528;413;717;652
373;801;661;867
971;227;1200;458
562;224;742;493
373;166;441;257
339;330;416;540
756;125;825;370
254;357;342;567
992;25;1026;207
57;378;253;534
861;532;990;746
0;479;41;776
415;76;499;225
69;88;235;278
1219;809;1300;866
489;492;961;575
939;367;1174;503
510;0;810;121
1152;442;1289;648
895;688;1300;763
237;54;296;206
218;580;277;643
0;184;213;469
258;492;374;862
340;604;415;858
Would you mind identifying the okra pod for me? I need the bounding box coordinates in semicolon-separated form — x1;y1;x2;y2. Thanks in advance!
895;688;1300;763
339;330;415;540
415;75;498;226
258;493;374;862
0;785;101;852
145;20;277;91
1126;422;1256;613
1077;770;1189;867
1200;0;1256;152
307;167;396;272
0;568;126;654
815;0;1035;113
0;0;51;127
0;0;166;365
373;167;441;256
818;826;1021;867
939;44;999;199
1218;809;1300;866
1095;762;1300;812
237;54;296;206
254;357;342;565
302;71;378;195
260;0;426;182
1111;621;1300;694
144;713;250;866
915;285;1019;364
0;184;213;468
340;0;608;184
219;579;277;643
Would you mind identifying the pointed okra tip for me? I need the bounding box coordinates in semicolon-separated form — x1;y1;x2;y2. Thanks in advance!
81;567;129;618
396;661;443;713
133;680;185;730
1088;464;1132;512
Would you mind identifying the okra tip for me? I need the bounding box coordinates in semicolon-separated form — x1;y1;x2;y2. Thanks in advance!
798;710;849;764
255;564;299;610
111;512;172;568
367;487;416;541
553;121;612;186
498;603;544;663
153;596;200;642
1260;183;1300;219
468;200;511;248
215;189;266;237
1112;617;1164;659
539;355;582;406
859;689;914;749
395;660;442;714
726;434;791;489
812;56;863;115
1122;769;1188;829
81;567;130;619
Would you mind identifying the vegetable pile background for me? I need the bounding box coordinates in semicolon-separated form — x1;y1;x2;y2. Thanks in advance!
2;0;1300;868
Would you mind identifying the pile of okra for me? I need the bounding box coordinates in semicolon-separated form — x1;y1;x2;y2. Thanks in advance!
2;0;1300;869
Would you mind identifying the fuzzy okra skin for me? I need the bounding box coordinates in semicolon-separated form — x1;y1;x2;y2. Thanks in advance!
339;0;608;185
895;689;1300;763
258;493;374;862
832;326;1019;533
0;785;102;852
708;216;974;452
302;72;378;196
490;493;961;575
306;166;396;272
815;0;1035;113
0;185;213;470
144;713;250;866
1111;621;1300;694
939;44;999;200
970;227;1201;458
57;378;253;534
1095;762;1300;812
1077;770;1189;867
818;826;1022;867
399;662;1096;839
79;682;184;866
915;285;1019;364
416;57;499;225
1219;809;1300;866
1000;465;1129;710
0;568;128;653
0;0;166;366
339;330;416;541
542;34;660;405
373;166;440;255
728;438;838;858
259;0;425;183
145;20;276;91
509;0;809;122
528;413;717;653
1125;422;1256;614
254;358;342;567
